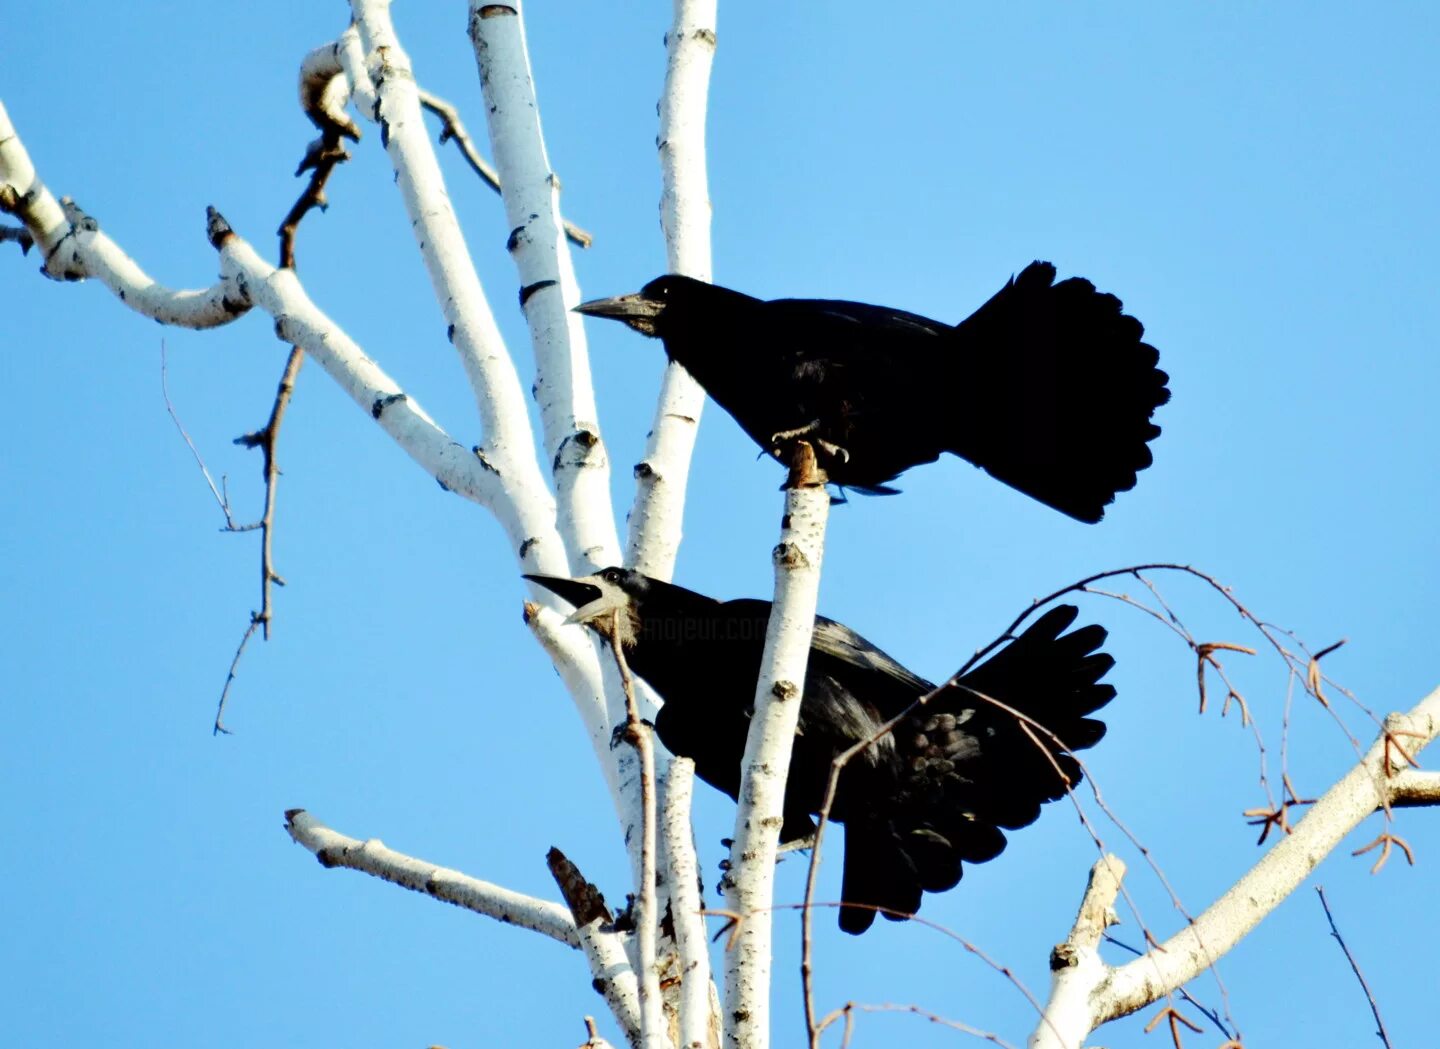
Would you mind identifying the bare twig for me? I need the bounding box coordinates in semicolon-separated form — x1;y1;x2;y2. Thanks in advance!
805;568;1321;1045
213;618;263;737
607;613;667;1049
160;342;245;529
417;88;592;248
818;1001;1016;1049
1316;887;1393;1049
1102;935;1234;1040
580;1015;618;1049
211;128;350;733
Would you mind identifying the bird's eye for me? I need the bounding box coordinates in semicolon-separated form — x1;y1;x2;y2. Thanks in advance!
601;568;621;583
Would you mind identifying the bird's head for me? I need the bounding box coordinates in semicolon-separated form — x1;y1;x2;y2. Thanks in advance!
573;275;707;338
524;567;651;648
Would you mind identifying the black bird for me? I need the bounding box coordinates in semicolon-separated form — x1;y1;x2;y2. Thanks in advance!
526;568;1115;934
576;263;1169;522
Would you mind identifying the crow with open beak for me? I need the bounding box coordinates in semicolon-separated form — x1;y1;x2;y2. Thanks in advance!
526;567;1115;934
576;264;1169;522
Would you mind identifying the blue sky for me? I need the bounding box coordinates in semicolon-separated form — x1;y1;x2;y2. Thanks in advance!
3;3;1437;1047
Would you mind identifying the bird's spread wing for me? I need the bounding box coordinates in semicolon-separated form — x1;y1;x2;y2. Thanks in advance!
836;605;1115;932
896;605;1113;865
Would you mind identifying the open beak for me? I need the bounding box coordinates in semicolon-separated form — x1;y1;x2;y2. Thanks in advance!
523;573;621;626
573;293;663;335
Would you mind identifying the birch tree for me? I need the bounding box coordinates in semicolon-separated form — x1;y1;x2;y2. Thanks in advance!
4;5;1437;1048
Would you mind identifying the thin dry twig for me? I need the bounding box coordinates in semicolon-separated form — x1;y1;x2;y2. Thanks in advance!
1315;887;1393;1049
209;128;351;733
1143;1004;1205;1049
790;897;1050;1049
1350;831;1416;875
816;1001;1016;1049
578;1015;613;1049
605;611;663;1047
801;565;1313;1046
417;88;593;248
1102;935;1234;1040
161;342;247;530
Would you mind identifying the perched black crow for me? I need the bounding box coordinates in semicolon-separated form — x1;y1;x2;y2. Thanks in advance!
576;263;1169;522
526;568;1115;934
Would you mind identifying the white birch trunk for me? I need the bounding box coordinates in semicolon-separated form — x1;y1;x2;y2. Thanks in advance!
723;457;831;1049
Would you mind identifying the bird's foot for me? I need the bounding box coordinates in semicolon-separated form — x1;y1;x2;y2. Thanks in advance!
777;833;816;854
769;420;821;445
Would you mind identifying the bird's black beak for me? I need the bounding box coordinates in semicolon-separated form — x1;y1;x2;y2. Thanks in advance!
523;573;620;626
573;293;663;336
524;573;601;610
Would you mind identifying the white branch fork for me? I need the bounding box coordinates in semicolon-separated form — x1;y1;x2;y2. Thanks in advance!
1030;687;1440;1049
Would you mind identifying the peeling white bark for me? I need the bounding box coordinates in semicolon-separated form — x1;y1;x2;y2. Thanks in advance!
469;1;621;576
285;809;579;947
625;0;718;580
724;467;831;1049
1029;686;1440;1049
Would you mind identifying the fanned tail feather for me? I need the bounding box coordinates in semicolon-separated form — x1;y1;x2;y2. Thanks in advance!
947;261;1170;522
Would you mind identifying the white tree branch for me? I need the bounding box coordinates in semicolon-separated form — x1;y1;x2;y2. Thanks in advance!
662;758;721;1049
1029;856;1127;1049
625;0;718;580
212;217;515;512
284;809;579;947
469;0;622;576
526;604;621;795
1389;767;1440;806
1;103;247;327
298;39;362;140
334;24;381;116
348;2;558;550
468;1;622;576
724;448;831;1049
1029;686;1440;1049
607;618;672;1049
580;917;646;1049
615;6;726;1042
